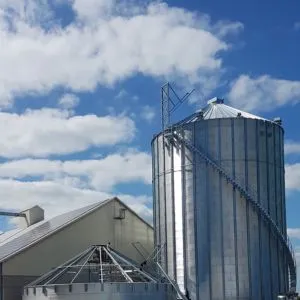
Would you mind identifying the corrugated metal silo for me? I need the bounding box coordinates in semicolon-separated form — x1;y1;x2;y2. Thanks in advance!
152;98;296;300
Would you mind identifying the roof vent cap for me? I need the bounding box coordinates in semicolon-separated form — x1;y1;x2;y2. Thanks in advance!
273;117;282;125
207;97;224;105
19;206;44;228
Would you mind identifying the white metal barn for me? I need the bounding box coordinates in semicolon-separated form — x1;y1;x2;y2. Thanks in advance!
0;197;154;300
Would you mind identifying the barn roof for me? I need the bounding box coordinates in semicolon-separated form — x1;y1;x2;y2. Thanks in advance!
0;197;150;263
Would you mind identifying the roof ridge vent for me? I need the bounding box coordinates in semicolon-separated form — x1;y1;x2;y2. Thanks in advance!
207;97;224;105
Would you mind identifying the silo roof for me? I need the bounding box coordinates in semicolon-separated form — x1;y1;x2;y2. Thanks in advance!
202;98;266;120
26;245;156;286
176;97;270;125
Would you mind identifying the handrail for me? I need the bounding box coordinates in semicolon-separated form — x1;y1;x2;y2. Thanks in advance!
171;130;297;292
156;262;189;300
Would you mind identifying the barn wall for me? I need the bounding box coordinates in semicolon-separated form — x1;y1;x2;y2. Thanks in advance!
113;200;154;261
3;200;114;277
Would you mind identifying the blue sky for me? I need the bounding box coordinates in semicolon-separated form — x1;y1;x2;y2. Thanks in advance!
0;0;300;289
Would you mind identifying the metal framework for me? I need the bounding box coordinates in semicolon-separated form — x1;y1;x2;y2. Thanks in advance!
26;245;156;287
167;127;297;293
161;83;194;132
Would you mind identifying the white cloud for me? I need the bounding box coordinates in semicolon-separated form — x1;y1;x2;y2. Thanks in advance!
0;108;135;158
285;141;300;155
58;93;80;109
228;75;300;112
0;1;241;107
0;0;244;231
114;89;140;104
0;179;153;223
0;0;53;26
71;0;115;21
140;105;156;123
0;150;152;191
213;20;244;38
287;228;300;239
285;163;300;191
0;148;153;223
114;89;128;100
294;22;300;31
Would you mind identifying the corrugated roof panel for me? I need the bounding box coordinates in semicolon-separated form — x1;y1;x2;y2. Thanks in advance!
0;200;111;262
202;103;266;121
177;99;268;125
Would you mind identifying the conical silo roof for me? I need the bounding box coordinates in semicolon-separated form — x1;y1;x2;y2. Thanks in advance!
26;245;157;286
24;245;177;300
175;97;273;126
201;97;266;120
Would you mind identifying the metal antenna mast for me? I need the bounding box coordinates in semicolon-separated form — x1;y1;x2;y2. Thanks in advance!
161;82;195;132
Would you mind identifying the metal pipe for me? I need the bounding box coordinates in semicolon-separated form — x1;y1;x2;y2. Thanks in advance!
0;211;26;218
110;248;156;283
27;247;92;287
156;262;188;300
42;247;94;285
70;247;96;283
99;246;103;283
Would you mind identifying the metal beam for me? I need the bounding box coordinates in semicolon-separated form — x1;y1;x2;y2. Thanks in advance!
102;246;133;283
156;262;189;300
42;247;94;286
99;246;103;283
161;82;195;133
0;211;26;218
110;248;156;283
70;247;96;284
27;247;93;287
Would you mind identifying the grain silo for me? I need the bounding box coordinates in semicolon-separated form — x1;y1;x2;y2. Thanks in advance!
152;96;297;300
23;245;177;300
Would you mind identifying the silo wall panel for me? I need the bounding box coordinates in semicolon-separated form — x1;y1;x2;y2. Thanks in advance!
165;139;175;279
194;121;210;300
157;136;167;269
246;120;261;300
267;123;280;298
182;125;197;300
153;139;160;251
233;119;250;299
258;121;272;300
152;141;158;254
24;284;176;300
219;119;237;299
173;139;184;290
207;120;224;300
274;127;283;231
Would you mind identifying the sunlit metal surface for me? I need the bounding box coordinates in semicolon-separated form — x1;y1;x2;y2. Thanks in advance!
152;100;292;300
